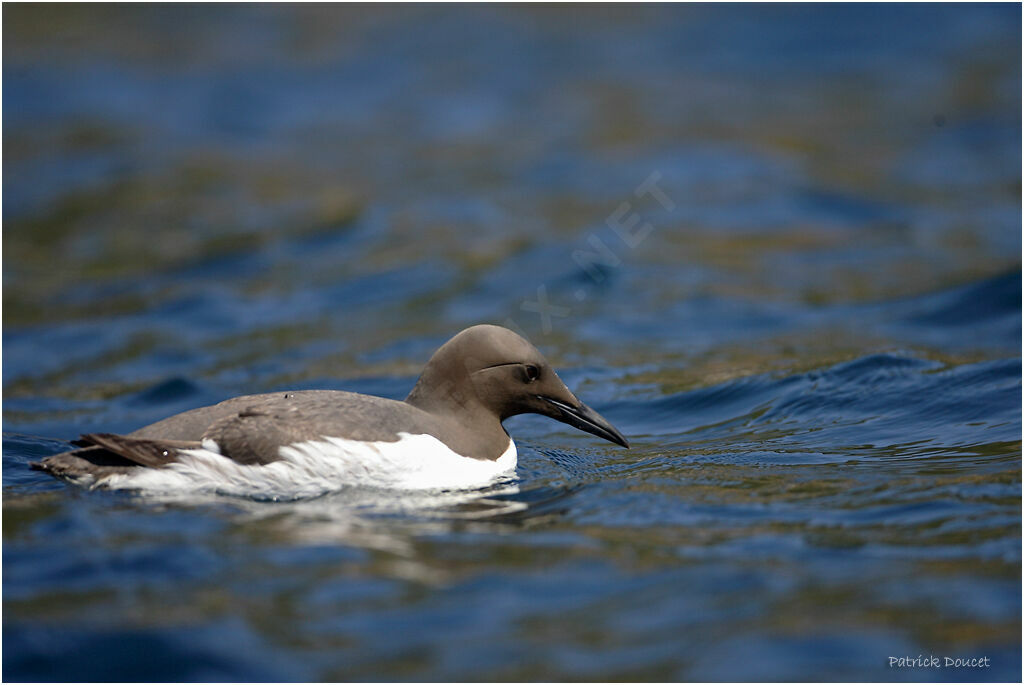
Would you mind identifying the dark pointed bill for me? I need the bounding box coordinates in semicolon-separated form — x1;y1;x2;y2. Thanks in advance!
539;396;630;448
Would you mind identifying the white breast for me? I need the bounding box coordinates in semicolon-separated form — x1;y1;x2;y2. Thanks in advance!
98;433;517;500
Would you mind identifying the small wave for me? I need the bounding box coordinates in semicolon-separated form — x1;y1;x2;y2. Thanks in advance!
610;354;1020;464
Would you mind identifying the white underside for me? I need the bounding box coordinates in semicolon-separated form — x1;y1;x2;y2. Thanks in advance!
97;432;517;500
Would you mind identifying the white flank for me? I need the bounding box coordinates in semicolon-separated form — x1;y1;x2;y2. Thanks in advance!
98;433;517;500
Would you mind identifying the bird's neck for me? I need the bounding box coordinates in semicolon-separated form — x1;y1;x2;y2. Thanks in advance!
405;372;489;421
405;370;510;457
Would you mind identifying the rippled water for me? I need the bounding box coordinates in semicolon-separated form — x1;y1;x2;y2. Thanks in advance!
3;5;1021;681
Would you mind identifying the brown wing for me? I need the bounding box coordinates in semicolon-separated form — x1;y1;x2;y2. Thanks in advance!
198;407;304;465
201;394;439;465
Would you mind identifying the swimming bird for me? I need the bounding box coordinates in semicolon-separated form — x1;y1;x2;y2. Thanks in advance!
32;325;629;495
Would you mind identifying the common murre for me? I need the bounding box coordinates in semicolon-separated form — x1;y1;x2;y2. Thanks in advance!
32;325;629;497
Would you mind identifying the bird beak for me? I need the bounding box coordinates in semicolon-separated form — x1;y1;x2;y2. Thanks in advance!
537;396;630;448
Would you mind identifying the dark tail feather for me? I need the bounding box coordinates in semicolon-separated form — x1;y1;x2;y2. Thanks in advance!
30;444;138;482
31;434;202;482
78;433;200;468
30;444;132;470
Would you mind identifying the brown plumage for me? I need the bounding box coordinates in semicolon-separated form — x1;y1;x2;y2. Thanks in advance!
33;325;629;486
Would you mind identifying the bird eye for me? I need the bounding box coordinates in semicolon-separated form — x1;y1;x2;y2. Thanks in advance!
524;364;540;383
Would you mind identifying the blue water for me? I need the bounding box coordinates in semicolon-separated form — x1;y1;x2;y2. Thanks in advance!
3;4;1021;681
